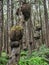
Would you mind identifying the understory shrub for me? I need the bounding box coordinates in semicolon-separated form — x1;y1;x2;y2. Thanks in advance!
19;56;48;65
0;51;9;65
19;44;49;65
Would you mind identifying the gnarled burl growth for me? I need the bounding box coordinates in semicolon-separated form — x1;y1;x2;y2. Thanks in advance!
16;3;31;21
21;3;31;21
10;26;23;41
7;26;23;65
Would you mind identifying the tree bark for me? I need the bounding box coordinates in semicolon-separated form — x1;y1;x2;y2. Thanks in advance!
7;0;10;53
43;0;49;47
39;1;44;44
0;0;3;55
11;0;14;27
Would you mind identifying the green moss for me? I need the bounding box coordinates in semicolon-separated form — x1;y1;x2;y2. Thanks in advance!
11;25;23;31
10;25;24;41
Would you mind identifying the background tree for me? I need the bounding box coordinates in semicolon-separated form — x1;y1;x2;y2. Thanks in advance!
43;0;49;47
0;0;3;55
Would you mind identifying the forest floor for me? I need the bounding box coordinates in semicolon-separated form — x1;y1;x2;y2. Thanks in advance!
0;44;49;65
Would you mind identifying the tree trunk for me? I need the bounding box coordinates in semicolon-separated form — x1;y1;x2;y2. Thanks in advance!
34;1;41;49
7;0;10;53
11;0;14;27
43;0;49;47
39;1;44;44
48;0;49;8
0;0;3;55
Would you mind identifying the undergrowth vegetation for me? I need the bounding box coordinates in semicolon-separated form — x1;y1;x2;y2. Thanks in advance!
19;44;49;65
0;44;49;65
0;51;9;65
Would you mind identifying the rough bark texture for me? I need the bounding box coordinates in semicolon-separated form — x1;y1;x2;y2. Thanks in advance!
11;0;14;27
0;0;3;55
7;41;21;65
43;0;49;47
7;0;10;53
39;1;44;44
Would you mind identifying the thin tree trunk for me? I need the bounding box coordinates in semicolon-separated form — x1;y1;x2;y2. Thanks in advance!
0;0;3;55
43;0;49;47
48;0;49;8
11;0;14;27
7;0;10;53
30;4;35;50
